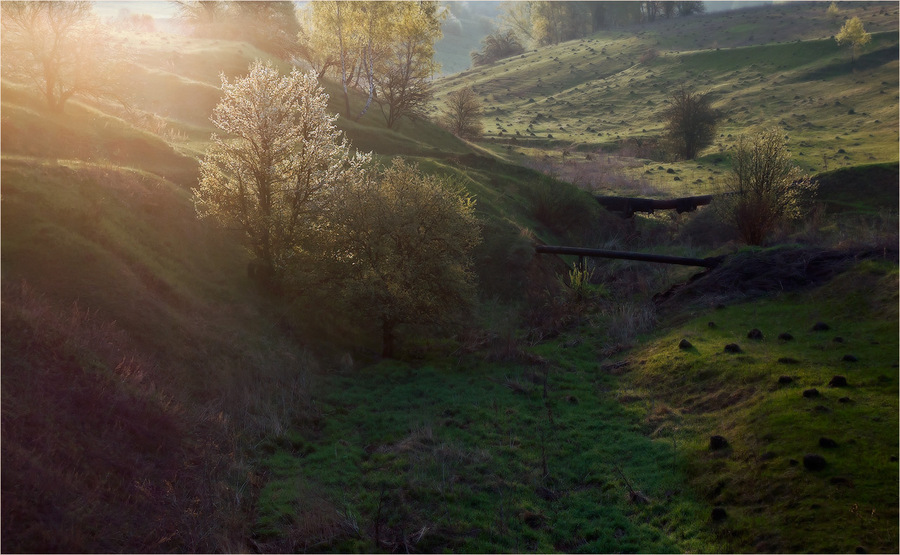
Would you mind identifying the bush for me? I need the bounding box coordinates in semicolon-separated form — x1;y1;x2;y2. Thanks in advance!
720;128;816;245
529;177;596;238
471;29;525;66
663;87;719;160
639;48;659;63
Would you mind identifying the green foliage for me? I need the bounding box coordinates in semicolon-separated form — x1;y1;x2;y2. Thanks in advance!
530;1;592;46
836;16;872;62
374;1;444;128
300;1;444;127
563;263;607;302
175;1;299;58
323;159;482;357
721;128;816;245
528;176;600;239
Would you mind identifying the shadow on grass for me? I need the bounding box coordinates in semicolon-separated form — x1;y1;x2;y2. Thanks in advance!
791;46;899;83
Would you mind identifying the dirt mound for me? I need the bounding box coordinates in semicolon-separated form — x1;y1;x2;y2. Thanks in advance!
655;246;898;310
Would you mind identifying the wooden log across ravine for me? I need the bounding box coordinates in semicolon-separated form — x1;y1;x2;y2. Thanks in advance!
535;245;724;268
595;194;713;217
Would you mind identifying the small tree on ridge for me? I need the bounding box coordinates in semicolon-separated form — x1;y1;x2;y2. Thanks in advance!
835;16;871;64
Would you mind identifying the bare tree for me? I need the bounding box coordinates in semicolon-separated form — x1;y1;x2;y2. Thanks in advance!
441;87;484;140
662;87;719;160
1;1;125;113
723;128;815;245
374;1;443;129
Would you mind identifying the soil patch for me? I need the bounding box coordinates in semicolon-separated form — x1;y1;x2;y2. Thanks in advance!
655;247;898;311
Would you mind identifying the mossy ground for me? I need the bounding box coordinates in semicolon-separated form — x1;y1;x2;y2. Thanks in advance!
622;259;899;553
254;258;898;553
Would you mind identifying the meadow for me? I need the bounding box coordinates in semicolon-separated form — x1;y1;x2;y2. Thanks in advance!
434;1;899;195
1;1;897;552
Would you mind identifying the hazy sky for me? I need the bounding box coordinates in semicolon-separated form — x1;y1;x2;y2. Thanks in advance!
91;1;775;21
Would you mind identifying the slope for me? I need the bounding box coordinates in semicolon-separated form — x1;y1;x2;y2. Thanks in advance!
623;252;899;553
433;1;899;195
0;28;624;551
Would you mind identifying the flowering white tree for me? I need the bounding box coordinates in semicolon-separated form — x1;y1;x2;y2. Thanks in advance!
193;61;370;287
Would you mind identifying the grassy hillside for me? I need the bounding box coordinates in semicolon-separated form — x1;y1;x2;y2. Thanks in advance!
0;27;616;551
628;253;899;553
0;111;316;551
433;1;899;195
2;8;897;553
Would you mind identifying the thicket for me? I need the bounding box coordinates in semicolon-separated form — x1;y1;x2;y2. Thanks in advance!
471;29;525;66
193;61;481;357
662;87;719;160
0;1;127;113
501;1;706;46
296;1;443;128
175;0;300;58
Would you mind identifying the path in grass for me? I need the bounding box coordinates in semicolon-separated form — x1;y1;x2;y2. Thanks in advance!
252;255;898;553
253;345;721;552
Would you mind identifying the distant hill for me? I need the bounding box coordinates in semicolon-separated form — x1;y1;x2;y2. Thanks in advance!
432;1;899;194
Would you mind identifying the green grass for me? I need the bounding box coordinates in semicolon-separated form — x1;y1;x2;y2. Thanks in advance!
433;3;899;196
253;256;898;552
253;354;722;553
620;259;899;552
813;161;899;215
3;11;898;553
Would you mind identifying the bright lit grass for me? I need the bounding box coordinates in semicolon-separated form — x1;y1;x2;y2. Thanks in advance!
433;5;899;197
621;260;899;552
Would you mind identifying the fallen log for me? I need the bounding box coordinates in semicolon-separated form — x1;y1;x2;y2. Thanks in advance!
595;194;713;217
535;245;724;268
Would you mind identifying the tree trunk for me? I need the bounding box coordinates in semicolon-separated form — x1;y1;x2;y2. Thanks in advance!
356;40;376;122
336;3;352;117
